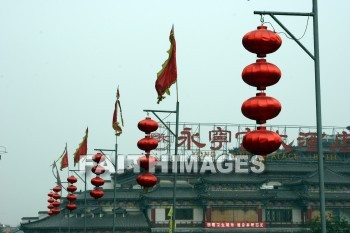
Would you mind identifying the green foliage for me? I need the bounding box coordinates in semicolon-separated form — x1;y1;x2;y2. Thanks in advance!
309;214;350;233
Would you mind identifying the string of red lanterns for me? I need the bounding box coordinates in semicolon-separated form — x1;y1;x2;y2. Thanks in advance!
47;192;55;216
241;25;283;156
66;175;78;211
49;185;62;215
136;117;159;190
90;153;105;199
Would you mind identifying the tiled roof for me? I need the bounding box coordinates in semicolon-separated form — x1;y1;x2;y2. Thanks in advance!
265;163;317;173
21;212;149;230
142;187;197;200
303;168;350;184
302;192;350;201
203;174;266;184
200;190;274;200
75;188;141;201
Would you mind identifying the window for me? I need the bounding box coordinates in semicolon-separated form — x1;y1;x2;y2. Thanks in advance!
266;209;292;223
165;208;193;220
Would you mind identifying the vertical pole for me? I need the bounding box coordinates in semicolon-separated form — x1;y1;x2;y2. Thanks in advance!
112;134;118;233
172;101;179;233
68;211;70;233
84;169;87;233
312;0;326;232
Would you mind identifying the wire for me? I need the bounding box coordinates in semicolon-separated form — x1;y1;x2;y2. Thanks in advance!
264;16;310;41
162;112;172;121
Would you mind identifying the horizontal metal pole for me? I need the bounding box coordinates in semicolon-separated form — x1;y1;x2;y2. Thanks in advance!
94;149;115;152
143;109;176;113
254;11;313;16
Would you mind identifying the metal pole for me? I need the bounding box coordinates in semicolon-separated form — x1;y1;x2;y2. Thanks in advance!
312;0;326;232
84;170;87;233
112;134;118;233
68;211;70;233
172;101;179;233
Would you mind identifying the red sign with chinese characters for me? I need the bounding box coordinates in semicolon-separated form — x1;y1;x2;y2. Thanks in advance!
205;222;266;228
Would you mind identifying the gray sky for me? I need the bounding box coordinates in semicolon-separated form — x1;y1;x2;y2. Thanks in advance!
0;0;349;226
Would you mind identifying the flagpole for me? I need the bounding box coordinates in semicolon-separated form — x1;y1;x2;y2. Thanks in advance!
84;169;87;233
171;76;180;233
112;133;118;232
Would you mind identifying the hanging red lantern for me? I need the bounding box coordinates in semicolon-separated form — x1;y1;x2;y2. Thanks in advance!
66;203;77;211
67;185;77;193
66;194;77;202
90;188;104;199
48;210;54;216
242;25;282;57
91;165;106;175
52;201;61;208
92;153;105;163
91;176;105;187
53;186;62;193
52;193;61;200
48;198;55;203
137;172;158;188
137;136;158;152
47;204;54;209
138;155;158;170
138;117;159;134
242;126;282;155
242;59;281;90
48;192;54;197
52;208;60;214
241;93;281;124
67;176;78;184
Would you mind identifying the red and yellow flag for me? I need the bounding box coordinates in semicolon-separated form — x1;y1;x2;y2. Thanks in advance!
112;86;124;135
60;144;69;171
155;26;177;104
73;128;88;166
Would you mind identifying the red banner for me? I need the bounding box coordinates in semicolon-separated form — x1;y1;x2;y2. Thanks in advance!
205;222;266;228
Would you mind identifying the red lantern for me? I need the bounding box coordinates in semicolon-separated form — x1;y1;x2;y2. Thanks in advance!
242;126;282;155
67;185;77;193
91;165;105;175
48;210;54;216
241;93;281;124
138;117;159;134
90;188;104;199
67;176;78;184
242;59;281;90
137;136;158;152
66;194;77;202
137;172;158;188
52;208;60;214
138;155;158;170
242;25;282;57
91;176;105;187
52;201;61;208
48;198;55;203
53;186;62;193
47;204;54;209
66;203;77;211
92;153;105;163
52;193;61;200
48;192;54;197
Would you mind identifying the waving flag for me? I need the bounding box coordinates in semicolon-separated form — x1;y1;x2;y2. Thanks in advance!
155;26;177;104
52;161;62;186
59;144;69;171
112;86;124;135
73;128;88;166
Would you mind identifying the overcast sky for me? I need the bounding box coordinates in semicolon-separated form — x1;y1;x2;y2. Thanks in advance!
0;0;349;226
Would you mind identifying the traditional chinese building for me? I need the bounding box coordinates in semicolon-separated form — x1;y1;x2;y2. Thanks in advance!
20;124;350;232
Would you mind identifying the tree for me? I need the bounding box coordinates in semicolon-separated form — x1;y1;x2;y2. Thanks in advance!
309;214;350;233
